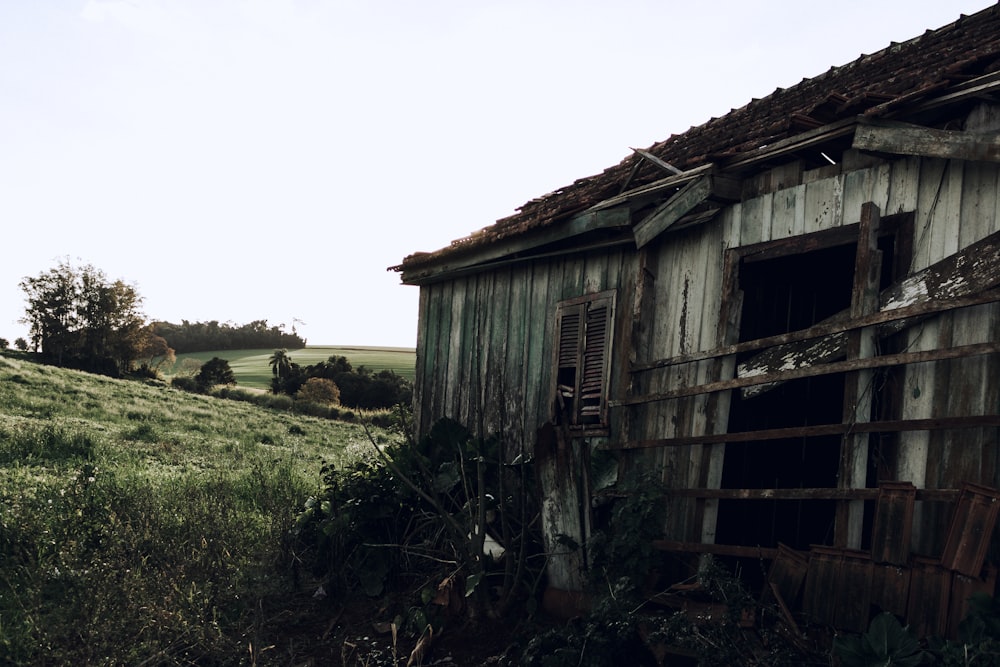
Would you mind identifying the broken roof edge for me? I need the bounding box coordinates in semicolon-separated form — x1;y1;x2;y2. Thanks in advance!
390;4;1000;278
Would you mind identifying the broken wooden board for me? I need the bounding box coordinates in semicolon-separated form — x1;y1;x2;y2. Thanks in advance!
853;119;1000;163
738;226;1000;397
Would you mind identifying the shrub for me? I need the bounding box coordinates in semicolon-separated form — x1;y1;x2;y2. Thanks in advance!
296;377;341;405
195;357;235;392
294;418;543;626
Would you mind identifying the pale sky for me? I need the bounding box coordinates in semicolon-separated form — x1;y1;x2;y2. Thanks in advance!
1;1;993;348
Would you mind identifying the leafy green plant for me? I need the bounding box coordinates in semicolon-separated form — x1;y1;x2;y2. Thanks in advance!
587;474;668;596
926;593;1000;666
294;416;543;632
834;612;924;667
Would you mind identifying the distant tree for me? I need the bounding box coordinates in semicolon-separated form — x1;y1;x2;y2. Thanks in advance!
14;337;28;352
19;259;146;375
0;338;7;350
136;327;176;372
296;377;341;405
151;319;305;354
196;357;236;392
271;354;412;409
268;349;292;381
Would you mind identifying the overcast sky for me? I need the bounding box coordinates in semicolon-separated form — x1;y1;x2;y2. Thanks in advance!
1;1;993;348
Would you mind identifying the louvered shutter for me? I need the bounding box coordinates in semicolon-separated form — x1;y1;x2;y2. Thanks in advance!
578;301;608;421
553;292;614;428
557;307;582;372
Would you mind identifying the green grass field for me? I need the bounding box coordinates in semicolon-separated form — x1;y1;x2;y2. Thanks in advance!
0;352;396;665
169;345;416;389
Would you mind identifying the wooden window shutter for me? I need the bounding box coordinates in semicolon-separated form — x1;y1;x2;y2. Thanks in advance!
578;300;608;421
554;291;615;429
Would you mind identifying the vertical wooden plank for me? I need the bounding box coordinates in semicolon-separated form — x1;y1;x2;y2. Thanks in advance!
699;245;743;547
739;196;764;246
922;161;964;553
525;260;553;440
886;156;921;218
472;271;490;433
505;263;530;451
900;158;949;553
843;164;891;221
444;278;466;423
759;191;774;242
676;219;724;542
836;202;881;549
413;285;432;434
803;172;843;233
770;183;804;240
488;267;512;436
425;281;452;430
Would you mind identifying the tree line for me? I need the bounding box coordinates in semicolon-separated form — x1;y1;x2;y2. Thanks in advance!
17;260;303;378
152;319;305;354
268;350;412;410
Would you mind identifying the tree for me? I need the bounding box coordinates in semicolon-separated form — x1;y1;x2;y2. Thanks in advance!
196;357;236;392
296;377;341;405
136;327;176;372
14;337;28;352
268;349;292;380
0;338;7;350
19;259;146;375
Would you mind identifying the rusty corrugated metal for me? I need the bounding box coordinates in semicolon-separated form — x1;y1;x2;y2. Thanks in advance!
907;558;952;639
871;482;917;565
872;564;910;617
941;482;1000;576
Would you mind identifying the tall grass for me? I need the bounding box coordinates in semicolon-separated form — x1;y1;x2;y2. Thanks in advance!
0;354;394;664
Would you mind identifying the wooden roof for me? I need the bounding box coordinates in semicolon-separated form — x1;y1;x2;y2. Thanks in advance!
394;4;1000;276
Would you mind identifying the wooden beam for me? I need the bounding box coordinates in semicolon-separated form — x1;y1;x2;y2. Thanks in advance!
723;117;858;170
632;175;711;248
838;202;882;548
611;342;1000;407
632;288;1000;374
610;415;1000;450
399;207;630;284
632;173;741;249
586;163;715;213
631;147;683;175
853;119;1000;163
738;226;1000;395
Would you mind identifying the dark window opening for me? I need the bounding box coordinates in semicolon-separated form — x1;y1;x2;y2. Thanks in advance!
716;228;905;555
718;243;857;551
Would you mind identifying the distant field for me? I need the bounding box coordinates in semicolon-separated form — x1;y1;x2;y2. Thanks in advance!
169;345;416;389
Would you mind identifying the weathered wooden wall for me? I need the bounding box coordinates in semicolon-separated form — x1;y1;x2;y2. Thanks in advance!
412;247;634;447
411;104;1000;581
626;148;1000;555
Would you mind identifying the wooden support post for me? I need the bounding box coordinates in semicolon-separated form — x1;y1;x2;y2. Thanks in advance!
836;202;882;548
698;249;743;549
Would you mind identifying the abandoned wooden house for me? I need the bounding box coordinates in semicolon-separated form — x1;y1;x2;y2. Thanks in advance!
393;5;1000;637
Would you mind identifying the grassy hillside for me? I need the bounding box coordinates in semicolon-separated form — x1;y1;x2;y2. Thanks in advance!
0;352;396;665
170;345;416;389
